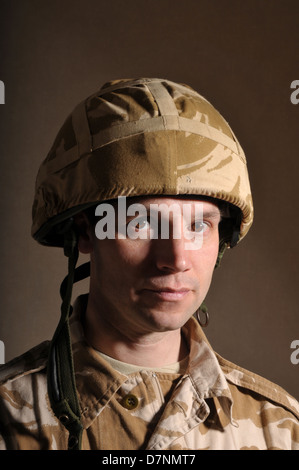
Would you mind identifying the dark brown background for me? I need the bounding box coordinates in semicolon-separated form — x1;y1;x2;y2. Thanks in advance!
0;0;298;399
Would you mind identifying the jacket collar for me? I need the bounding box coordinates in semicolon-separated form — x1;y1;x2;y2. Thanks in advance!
69;295;234;430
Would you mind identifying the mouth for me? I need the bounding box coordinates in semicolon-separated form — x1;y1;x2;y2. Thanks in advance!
141;287;191;301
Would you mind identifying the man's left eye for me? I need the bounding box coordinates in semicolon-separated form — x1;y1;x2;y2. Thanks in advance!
191;221;208;232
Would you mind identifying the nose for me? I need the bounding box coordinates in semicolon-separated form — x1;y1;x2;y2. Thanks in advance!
154;236;192;273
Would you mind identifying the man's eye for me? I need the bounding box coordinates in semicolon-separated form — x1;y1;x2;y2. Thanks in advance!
134;218;149;231
128;217;150;232
190;220;208;232
126;216;153;240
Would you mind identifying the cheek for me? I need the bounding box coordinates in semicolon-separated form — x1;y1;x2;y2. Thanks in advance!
116;238;153;265
206;231;221;267
92;239;148;282
194;243;219;284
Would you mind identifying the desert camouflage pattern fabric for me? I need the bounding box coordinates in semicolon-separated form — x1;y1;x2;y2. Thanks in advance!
0;295;298;450
32;78;253;247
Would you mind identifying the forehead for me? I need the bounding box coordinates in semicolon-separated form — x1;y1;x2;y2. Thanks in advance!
120;195;221;212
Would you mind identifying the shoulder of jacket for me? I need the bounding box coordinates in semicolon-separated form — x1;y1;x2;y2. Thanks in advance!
216;352;299;420
0;341;50;386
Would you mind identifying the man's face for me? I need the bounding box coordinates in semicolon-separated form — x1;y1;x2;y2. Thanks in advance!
82;197;221;338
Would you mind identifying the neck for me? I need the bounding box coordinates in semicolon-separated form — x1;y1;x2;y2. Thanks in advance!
83;296;188;368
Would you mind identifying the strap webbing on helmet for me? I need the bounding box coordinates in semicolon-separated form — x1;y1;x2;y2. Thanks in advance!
47;228;87;450
215;240;227;269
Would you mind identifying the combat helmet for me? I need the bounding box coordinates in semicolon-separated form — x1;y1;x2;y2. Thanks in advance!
32;78;253;449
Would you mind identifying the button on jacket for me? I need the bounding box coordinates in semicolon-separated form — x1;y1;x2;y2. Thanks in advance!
0;295;298;450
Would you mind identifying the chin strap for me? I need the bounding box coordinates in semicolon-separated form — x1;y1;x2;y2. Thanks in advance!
47;228;90;450
196;233;236;328
215;240;228;269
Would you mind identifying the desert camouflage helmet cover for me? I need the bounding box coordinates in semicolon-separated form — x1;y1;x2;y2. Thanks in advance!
32;77;253;246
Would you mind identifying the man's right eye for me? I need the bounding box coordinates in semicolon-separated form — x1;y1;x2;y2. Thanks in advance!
126;216;153;239
128;217;150;232
134;218;149;231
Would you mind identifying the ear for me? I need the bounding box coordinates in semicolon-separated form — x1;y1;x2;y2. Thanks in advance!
73;212;94;254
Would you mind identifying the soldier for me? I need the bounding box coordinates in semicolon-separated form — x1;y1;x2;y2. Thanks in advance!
0;78;298;450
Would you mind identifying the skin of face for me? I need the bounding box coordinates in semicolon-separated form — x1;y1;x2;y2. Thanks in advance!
76;197;221;363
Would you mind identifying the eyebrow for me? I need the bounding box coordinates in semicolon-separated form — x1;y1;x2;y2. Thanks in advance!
202;209;222;219
125;206;222;220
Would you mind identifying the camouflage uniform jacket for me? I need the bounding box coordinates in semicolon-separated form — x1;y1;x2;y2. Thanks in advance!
0;295;299;450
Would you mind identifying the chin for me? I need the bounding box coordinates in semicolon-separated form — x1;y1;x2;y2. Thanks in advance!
143;309;193;332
